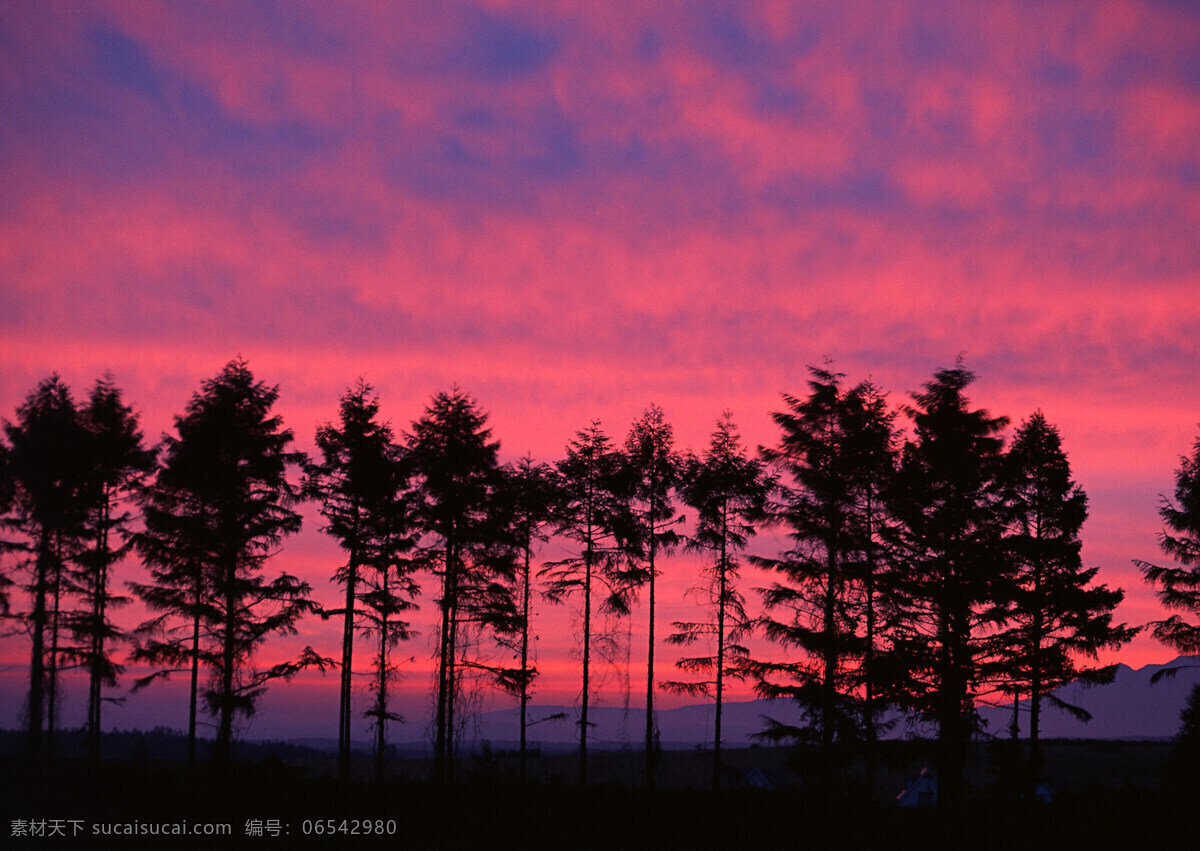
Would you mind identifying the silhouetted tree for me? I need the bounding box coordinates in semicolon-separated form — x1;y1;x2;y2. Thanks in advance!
1138;428;1200;657
752;368;899;798
664;413;770;790
543;421;637;787
305;379;416;782
623;404;683;788
359;498;419;783
132;360;325;769
406;388;511;782
3;375;90;763
888;365;1011;814
497;455;559;781
67;377;155;768
0;446;13;619
1164;683;1200;796
998;411;1137;791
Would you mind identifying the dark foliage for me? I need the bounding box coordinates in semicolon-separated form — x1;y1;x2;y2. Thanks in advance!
405;388;517;782
664;413;770;790
131;360;326;769
997;411;1137;787
305;379;417;782
542;420;638;786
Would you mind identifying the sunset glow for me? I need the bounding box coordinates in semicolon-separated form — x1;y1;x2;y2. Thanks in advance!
3;0;1200;743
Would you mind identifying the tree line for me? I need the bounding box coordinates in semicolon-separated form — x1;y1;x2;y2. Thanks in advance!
3;357;1198;809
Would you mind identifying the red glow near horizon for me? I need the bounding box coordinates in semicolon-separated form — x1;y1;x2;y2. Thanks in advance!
3;1;1200;743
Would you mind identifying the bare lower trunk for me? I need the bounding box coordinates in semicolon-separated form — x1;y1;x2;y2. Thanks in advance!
519;544;531;782
644;530;657;789
713;528;727;793
579;536;592;788
47;539;63;761
339;546;358;783
26;530;51;763
375;565;389;783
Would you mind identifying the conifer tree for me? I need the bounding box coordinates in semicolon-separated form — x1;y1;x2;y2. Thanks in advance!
752;368;898;797
1138;428;1200;657
664;413;770;790
999;411;1136;790
406;388;512;782
3;375;90;763
623;404;682;788
133;360;325;769
888;365;1011;813
543;421;636;787
0;447;13;619
68;377;155;767
305;380;416;782
497;455;559;781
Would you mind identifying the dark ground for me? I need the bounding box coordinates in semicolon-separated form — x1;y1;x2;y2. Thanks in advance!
0;736;1189;850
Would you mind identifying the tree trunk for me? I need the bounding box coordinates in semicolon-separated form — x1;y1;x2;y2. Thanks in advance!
88;494;111;769
519;541;531;782
580;529;592;787
644;498;657;789
215;549;237;769
26;528;51;763
375;562;389;783
713;509;727;793
339;539;358;783
47;532;63;761
434;536;455;783
188;578;201;772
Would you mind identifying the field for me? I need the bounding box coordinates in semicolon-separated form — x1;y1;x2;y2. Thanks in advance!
1;736;1189;850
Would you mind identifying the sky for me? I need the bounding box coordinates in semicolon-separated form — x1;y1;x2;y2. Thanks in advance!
2;0;1200;742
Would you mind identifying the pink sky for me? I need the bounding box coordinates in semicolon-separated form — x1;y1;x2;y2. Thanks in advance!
3;0;1200;742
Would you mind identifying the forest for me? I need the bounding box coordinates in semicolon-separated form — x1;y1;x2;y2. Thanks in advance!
3;356;1200;823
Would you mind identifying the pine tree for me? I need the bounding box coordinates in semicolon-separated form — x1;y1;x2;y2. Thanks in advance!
406;388;511;782
1138;428;1200;657
542;421;637;787
3;375;90;763
752;368;898;798
496;455;559;781
664;413;770;790
358;493;418;782
133;360;325;769
1164;683;1200;796
68;377;155;767
999;411;1137;791
0;446;13;619
888;365;1011;813
623;404;683;788
305;379;416;782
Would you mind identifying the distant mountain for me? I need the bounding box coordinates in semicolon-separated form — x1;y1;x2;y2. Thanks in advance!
423;656;1200;749
977;655;1200;740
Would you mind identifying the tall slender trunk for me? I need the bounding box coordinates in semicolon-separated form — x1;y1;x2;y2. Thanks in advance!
579;526;592;787
27;528;51;763
644;513;657;789
936;560;965;815
215;549;238;768
188;575;201;772
820;540;837;803
47;531;63;760
713;504;727;792
374;560;389;783
434;536;455;783
88;492;111;768
1029;540;1044;799
446;574;459;782
339;536;358;783
863;503;878;799
519;539;531;782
